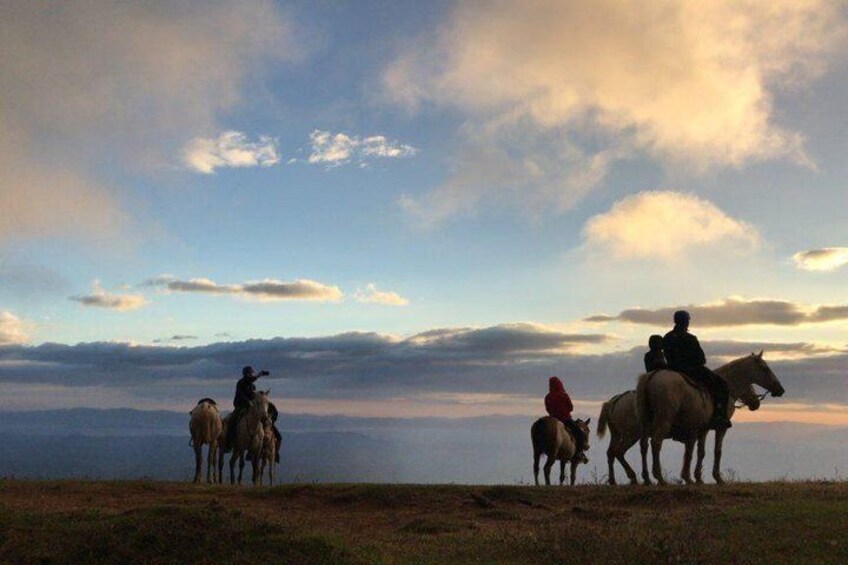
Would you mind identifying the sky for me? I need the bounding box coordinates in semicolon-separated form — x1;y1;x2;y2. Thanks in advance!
2;0;848;425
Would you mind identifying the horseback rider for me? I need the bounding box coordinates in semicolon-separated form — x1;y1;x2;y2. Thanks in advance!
662;311;732;430
544;376;585;452
227;366;282;460
644;334;668;372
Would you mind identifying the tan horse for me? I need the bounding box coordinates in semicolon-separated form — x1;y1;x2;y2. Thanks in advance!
531;417;591;486
189;398;223;483
636;352;785;485
258;418;277;486
217;390;271;485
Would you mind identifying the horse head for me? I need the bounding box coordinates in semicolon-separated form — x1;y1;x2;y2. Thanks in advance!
749;351;785;397
724;352;785;411
575;417;592;452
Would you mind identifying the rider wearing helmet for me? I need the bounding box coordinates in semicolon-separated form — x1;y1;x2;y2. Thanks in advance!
662;311;732;430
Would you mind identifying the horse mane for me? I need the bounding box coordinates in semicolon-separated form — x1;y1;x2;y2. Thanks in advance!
197;397;217;406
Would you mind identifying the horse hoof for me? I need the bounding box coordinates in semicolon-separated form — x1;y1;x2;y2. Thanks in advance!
608;479;617;486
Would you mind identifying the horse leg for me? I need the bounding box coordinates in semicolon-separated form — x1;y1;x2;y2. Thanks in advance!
252;452;261;486
712;428;728;484
217;445;225;484
559;458;566;485
650;430;669;485
193;443;202;483
207;442;215;483
681;438;695;485
606;441;617;485
543;455;554;486
617;437;639;485
570;460;578;486
639;435;652;485
533;450;541;486
238;453;246;485
229;451;238;485
694;432;707;484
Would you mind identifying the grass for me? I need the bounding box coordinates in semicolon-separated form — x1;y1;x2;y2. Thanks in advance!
1;480;847;563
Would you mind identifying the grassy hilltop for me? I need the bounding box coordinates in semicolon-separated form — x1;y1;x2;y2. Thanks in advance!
1;480;846;564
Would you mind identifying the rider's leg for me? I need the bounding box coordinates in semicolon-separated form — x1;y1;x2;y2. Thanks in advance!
704;368;732;429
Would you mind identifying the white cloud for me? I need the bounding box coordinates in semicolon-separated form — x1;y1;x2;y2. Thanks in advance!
145;275;343;302
70;280;148;311
793;248;848;272
384;0;846;222
182;131;280;174
582;191;760;260
1;1;292;242
0;311;29;345
307;130;416;167
355;284;409;306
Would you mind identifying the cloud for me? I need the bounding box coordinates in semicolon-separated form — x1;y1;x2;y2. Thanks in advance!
355;284;409;306
582;191;761;260
585;296;848;327
0;323;841;406
144;275;343;302
182;131;280;174
0;322;611;389
306;130;416;167
70;281;148;312
793;248;848;272
1;0;292;242
0;312;29;345
384;0;846;221
153;335;198;344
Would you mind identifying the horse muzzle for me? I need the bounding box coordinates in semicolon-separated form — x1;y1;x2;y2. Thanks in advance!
772;385;785;398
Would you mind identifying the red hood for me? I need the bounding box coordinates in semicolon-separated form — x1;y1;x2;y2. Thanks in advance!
548;376;564;393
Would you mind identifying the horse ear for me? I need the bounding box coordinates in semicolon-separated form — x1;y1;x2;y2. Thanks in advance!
757;350;763;359
586;417;591;425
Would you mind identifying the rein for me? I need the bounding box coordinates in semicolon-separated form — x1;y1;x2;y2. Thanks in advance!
734;391;770;409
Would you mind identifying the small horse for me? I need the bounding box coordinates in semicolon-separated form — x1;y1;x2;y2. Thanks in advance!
636;352;785;485
217;390;271;485
531;417;591;486
189;398;223;483
258;418;277;486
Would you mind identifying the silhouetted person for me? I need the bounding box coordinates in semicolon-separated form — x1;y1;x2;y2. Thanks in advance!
227;365;281;463
545;376;585;451
644;334;668;372
663;311;732;430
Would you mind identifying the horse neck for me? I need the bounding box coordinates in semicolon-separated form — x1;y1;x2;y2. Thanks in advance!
715;358;754;399
245;400;266;427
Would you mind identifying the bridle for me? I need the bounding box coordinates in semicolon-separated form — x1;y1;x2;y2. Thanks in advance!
734;391;770;409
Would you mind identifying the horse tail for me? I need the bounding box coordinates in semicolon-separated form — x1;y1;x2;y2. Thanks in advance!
597;400;611;439
636;373;653;427
530;418;544;452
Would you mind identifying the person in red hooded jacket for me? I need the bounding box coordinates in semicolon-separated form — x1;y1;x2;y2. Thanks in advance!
545;376;584;451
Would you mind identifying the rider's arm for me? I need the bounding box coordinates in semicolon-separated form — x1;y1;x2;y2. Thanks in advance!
691;335;707;366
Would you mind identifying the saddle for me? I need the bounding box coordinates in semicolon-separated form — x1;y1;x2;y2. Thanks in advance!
646;369;711;396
